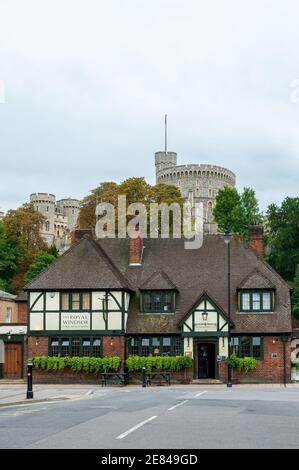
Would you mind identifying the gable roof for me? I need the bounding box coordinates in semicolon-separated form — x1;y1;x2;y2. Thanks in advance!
25;236;133;291
25;234;292;334
238;268;276;290
178;291;232;328
139;270;178;291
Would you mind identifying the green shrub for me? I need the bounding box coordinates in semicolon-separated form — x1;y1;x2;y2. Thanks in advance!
125;355;193;372
32;356;121;375
229;353;257;373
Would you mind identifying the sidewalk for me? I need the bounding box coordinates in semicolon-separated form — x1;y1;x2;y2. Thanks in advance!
0;383;99;407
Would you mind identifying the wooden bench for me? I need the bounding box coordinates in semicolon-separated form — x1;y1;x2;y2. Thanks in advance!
146;372;171;386
100;372;128;386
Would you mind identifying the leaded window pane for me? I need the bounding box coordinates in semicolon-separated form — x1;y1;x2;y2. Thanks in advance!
50;338;59;356
61;339;70;357
141;338;150;356
252;293;261;310
92;338;101;357
72;293;80;310
241;293;250;310
61;293;69;310
231;337;239;356
82;293;90;310
82;338;91;356
252;337;261;358
173;337;182;355
262;292;271;310
130;337;139;355
240;337;250;357
72;338;80;356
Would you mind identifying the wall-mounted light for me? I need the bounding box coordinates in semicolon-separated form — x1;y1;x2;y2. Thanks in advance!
272;337;279;344
49;292;55;299
7;331;12;340
202;311;208;322
110;336;114;346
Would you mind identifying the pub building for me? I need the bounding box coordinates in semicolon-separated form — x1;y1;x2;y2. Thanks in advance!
20;227;292;383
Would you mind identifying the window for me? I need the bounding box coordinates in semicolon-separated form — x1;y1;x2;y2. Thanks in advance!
61;292;91;311
61;293;69;310
240;291;273;312
61;338;70;357
142;291;174;313
72;293;80;310
129;336;182;356
5;307;12;323
231;336;263;359
49;337;102;357
50;338;59;356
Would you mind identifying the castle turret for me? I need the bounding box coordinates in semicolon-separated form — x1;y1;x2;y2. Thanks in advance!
30;193;56;246
56;198;80;232
155;151;177;180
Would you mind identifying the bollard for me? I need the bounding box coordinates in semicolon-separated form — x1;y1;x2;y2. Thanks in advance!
142;366;146;388
26;361;33;399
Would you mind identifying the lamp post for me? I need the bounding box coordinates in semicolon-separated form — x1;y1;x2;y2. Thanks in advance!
224;226;232;388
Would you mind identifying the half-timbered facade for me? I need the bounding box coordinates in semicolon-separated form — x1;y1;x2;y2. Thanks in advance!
23;229;293;383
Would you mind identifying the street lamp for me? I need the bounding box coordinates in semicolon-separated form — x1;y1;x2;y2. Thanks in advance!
224;226;232;388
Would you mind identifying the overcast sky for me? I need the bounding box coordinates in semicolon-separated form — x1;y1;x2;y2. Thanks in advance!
0;0;298;213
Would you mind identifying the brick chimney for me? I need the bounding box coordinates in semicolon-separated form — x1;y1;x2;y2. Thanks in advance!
248;225;264;257
129;236;143;265
71;228;93;245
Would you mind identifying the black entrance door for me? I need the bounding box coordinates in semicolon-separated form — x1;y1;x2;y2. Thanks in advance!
198;343;216;379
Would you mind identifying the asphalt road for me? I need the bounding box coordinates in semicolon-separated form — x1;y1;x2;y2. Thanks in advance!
0;386;299;449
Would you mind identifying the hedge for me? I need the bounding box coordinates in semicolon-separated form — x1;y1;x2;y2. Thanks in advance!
230;354;257;373
30;356;121;374
125;355;193;372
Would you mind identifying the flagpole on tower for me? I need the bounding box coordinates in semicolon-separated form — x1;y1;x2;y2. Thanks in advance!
164;114;167;155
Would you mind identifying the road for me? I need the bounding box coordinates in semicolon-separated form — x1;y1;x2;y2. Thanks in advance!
0;385;299;449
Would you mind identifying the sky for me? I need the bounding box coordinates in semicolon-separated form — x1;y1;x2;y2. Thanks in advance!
0;0;299;213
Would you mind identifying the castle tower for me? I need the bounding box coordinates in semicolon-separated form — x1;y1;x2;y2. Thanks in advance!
56;198;80;232
30;193;56;246
155;152;236;234
155;151;177;180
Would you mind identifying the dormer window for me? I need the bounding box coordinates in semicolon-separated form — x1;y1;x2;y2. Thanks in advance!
240;290;273;313
141;291;174;314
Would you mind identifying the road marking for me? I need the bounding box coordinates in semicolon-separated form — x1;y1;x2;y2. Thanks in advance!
194;391;208;398
116;415;157;439
86;390;93;396
168;400;189;411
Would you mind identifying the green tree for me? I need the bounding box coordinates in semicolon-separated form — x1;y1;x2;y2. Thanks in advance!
213;187;261;240
25;251;57;284
293;264;299;319
4;203;47;253
0;222;25;292
266;197;299;281
78;179;185;234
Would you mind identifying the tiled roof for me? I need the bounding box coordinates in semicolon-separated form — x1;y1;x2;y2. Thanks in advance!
25;234;292;334
139;271;178;291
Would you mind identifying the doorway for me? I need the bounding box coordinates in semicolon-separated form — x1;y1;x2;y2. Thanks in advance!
197;343;216;379
3;343;22;379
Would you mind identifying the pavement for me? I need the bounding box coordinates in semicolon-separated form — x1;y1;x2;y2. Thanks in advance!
0;383;299;448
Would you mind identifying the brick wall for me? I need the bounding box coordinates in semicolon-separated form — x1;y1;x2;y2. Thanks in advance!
28;336;48;358
103;336;126;371
219;336;291;383
17;302;27;324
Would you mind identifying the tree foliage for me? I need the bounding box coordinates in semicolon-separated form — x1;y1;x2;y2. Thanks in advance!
213;186;261;240
4;203;47;253
78;178;184;234
292;264;299;319
25;251;57;284
265;197;299;281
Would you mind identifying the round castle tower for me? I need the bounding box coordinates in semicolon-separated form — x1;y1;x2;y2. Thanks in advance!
155;151;236;234
56;198;80;232
30;193;56;245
